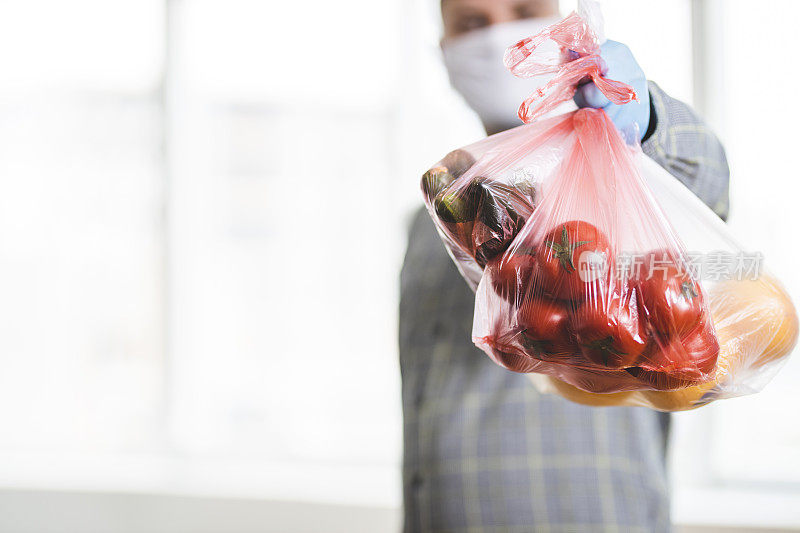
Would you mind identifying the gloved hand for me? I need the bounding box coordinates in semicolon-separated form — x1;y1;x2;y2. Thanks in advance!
573;40;651;142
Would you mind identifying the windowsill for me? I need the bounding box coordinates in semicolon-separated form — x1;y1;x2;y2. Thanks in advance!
0;451;798;530
673;486;800;530
0;450;401;508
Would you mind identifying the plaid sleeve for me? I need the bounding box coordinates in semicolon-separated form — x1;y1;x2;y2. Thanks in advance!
642;81;731;220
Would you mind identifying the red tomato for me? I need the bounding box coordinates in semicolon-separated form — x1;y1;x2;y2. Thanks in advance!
635;250;704;339
681;322;721;375
571;289;648;369
626;366;695;391
485;335;544;374
533;337;582;364
536;220;611;301
490;252;537;301
557;367;649;394
516;295;575;360
517;296;570;342
491;348;541;373
629;322;720;390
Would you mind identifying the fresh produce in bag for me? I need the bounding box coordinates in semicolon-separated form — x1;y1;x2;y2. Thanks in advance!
419;8;798;409
532;273;798;410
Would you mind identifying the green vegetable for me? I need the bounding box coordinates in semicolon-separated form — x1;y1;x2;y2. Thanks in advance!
434;181;481;224
421;166;454;200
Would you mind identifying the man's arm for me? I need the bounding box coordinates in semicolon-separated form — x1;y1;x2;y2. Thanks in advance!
642;81;730;220
572;41;731;221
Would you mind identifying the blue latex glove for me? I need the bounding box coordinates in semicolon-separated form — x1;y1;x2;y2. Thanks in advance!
573;40;650;142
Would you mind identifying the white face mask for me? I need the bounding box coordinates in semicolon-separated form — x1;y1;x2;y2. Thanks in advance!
442;17;574;133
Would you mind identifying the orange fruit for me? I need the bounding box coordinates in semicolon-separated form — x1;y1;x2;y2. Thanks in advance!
539;375;636;407
644;274;798;410
705;275;798;368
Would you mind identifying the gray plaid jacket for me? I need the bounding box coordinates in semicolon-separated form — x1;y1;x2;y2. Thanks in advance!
399;82;730;533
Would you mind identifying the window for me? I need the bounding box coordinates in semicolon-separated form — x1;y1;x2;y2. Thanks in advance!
163;0;406;473
0;0;430;506
671;0;800;497
0;0;165;454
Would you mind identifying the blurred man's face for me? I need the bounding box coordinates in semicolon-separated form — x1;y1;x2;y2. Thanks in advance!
441;0;559;39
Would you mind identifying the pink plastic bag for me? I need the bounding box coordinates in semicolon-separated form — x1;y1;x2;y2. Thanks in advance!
420;10;798;410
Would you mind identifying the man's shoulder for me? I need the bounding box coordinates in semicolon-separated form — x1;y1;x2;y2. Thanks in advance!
402;207;445;268
400;206;468;296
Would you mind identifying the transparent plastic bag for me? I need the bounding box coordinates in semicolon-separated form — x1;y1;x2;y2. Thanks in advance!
420;8;798;410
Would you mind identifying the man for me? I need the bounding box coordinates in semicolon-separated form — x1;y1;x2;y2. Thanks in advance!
399;1;730;532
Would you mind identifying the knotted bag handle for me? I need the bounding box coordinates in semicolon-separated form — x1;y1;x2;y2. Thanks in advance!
503;10;638;123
